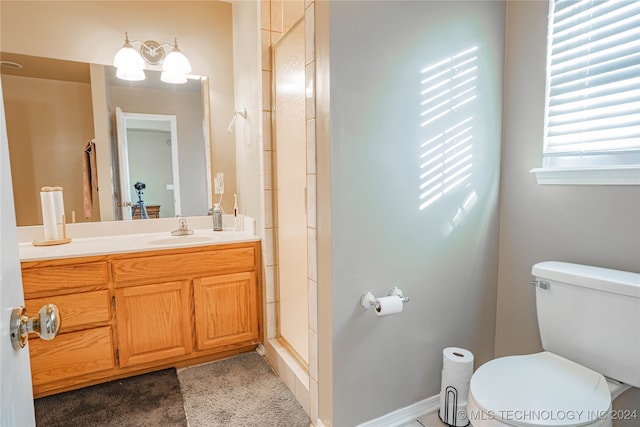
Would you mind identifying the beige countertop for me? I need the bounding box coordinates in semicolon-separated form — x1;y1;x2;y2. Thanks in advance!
19;229;260;262
18;215;260;262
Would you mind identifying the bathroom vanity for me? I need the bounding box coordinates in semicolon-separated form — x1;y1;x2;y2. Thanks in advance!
19;229;262;398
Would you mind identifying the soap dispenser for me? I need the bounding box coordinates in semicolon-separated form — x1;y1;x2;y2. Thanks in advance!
213;203;223;231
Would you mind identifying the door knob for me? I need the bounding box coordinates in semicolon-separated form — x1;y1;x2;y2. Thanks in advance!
10;304;61;350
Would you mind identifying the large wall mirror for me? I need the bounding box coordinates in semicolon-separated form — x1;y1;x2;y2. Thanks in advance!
1;54;212;225
0;0;236;227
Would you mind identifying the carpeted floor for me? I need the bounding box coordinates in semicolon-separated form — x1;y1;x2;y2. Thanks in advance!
178;352;310;427
34;368;187;427
34;351;310;427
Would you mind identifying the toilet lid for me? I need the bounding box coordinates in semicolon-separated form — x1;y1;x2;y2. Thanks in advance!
469;352;611;427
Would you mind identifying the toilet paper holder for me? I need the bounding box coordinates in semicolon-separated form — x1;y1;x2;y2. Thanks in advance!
360;287;409;310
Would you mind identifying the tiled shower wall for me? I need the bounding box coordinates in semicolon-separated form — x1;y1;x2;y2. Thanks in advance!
260;0;319;424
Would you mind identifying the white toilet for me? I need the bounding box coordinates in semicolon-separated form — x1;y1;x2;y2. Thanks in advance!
468;261;639;427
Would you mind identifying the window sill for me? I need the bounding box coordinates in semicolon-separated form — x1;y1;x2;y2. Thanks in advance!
530;166;640;185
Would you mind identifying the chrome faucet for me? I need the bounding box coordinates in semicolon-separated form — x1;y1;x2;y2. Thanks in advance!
170;218;194;236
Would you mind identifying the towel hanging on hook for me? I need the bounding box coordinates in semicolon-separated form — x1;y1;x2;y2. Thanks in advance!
82;139;98;218
226;108;247;134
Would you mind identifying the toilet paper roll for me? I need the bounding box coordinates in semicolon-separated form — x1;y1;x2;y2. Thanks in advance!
52;186;64;224
439;347;474;427
374;295;403;316
40;187;58;241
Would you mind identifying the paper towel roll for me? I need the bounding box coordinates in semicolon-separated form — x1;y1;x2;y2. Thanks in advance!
439;347;474;426
52;186;64;224
40;187;58;241
374;295;403;316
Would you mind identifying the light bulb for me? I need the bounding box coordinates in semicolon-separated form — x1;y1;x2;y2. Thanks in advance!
114;33;145;81
113;34;145;70
162;39;192;75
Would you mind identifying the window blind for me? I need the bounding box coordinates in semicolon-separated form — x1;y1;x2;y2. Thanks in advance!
543;0;640;168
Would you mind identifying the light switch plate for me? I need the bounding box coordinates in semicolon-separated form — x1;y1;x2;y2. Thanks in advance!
214;172;224;195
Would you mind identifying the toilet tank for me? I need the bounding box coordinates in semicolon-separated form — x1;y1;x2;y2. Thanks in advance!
532;261;640;387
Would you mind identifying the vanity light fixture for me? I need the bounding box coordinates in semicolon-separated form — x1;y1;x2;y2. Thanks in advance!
113;32;192;83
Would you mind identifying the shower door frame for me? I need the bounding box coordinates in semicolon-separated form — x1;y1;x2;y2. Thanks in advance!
271;16;310;369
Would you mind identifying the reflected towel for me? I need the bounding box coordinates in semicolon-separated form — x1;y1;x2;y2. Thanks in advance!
83;140;98;218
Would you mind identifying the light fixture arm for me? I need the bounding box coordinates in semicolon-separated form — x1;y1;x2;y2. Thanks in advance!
118;33;185;66
122;35;172;66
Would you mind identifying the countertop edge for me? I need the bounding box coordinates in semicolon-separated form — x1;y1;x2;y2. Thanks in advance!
19;229;261;262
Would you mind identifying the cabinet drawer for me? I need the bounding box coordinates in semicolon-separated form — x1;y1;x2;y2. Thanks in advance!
29;326;114;387
26;290;110;333
113;246;256;285
22;262;109;299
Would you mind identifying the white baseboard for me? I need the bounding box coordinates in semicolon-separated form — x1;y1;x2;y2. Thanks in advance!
356;395;440;427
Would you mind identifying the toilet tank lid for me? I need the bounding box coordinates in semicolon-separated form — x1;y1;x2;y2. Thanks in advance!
532;262;640;298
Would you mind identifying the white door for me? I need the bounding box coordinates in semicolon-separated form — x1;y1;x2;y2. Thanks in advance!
0;79;36;425
115;107;133;220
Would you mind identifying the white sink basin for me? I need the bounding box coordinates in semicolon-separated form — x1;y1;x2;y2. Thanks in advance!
144;235;220;245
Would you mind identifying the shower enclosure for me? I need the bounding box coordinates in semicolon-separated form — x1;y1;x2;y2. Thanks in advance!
272;18;309;367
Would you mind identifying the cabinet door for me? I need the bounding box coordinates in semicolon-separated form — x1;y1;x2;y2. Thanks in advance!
193;272;259;351
115;280;192;367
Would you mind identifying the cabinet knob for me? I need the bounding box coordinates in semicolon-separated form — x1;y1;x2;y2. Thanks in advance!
10;304;62;350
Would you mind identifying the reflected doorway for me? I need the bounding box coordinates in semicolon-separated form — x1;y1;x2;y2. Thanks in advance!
115;108;181;220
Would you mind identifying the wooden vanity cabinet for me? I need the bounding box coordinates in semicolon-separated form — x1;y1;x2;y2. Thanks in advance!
21;241;262;398
21;258;115;397
111;243;261;368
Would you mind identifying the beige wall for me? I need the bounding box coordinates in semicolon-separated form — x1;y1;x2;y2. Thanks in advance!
497;1;640;422
1;1;236;217
231;0;262;232
2;75;98;225
315;2;333;424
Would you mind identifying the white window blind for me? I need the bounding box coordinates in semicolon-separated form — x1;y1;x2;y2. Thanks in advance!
534;0;640;184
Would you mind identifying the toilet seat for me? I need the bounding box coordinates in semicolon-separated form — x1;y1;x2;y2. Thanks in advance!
468;352;611;427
